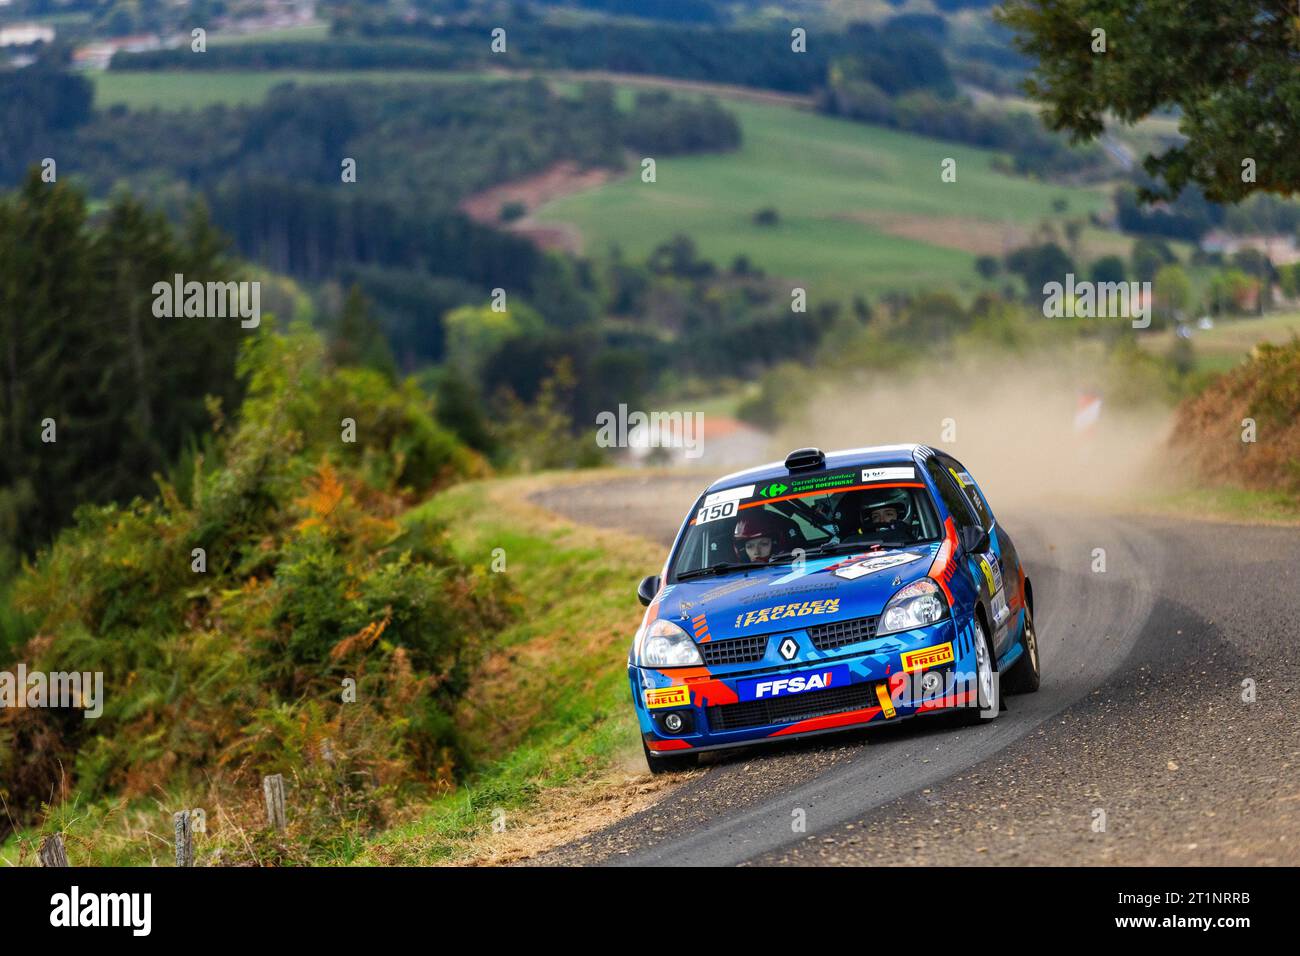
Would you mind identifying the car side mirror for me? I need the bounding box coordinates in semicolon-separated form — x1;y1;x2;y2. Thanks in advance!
959;525;989;555
637;575;661;607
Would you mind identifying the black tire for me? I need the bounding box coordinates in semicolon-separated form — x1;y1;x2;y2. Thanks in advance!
643;740;699;775
1003;606;1041;695
960;613;1001;725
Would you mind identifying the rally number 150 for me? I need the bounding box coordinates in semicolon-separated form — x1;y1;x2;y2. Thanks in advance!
697;500;738;525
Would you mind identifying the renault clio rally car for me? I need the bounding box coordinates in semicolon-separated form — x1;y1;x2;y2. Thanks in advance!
629;445;1040;773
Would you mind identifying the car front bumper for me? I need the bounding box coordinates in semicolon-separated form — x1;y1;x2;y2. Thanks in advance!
631;619;983;756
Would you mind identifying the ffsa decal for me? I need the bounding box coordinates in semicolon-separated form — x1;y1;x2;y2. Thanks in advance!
739;664;850;701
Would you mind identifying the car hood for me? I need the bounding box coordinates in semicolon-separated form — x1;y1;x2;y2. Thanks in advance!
657;545;940;642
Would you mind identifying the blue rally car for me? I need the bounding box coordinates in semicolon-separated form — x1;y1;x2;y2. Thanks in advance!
629;445;1040;773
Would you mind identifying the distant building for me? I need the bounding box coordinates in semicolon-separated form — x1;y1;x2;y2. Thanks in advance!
0;23;56;46
73;34;167;71
1200;230;1300;266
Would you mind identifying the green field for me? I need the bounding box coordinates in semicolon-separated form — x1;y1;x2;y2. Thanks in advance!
209;23;332;46
536;99;1110;296
91;69;499;110
93;69;1112;296
1141;311;1300;374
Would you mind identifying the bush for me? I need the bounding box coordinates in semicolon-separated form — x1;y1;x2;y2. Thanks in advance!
1170;339;1300;494
0;324;505;835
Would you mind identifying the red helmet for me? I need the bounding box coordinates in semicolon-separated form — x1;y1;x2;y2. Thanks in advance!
733;510;787;560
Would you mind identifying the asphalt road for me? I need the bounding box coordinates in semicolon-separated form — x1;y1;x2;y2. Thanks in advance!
530;474;1300;866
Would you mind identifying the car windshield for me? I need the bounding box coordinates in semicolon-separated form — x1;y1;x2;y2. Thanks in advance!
670;467;942;580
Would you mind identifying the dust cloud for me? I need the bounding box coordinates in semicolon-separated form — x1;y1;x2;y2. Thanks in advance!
771;349;1174;511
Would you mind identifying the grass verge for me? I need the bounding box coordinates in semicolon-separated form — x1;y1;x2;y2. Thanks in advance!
0;471;677;866
1131;484;1300;526
352;472;679;865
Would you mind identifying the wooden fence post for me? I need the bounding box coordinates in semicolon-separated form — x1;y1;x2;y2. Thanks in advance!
173;810;194;867
262;773;286;832
38;833;68;867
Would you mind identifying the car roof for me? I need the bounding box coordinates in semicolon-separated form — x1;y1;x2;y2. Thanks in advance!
704;444;935;494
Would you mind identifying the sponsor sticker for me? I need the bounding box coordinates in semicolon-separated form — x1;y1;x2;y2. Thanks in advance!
862;466;916;482
739;664;850;701
901;641;955;672
991;589;1010;626
645;685;691;709
761;471;858;499
978;556;995;594
833;551;924;581
702;484;755;508
735;598;840;628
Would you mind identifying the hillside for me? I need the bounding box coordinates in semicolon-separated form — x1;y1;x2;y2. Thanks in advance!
535;97;1111;296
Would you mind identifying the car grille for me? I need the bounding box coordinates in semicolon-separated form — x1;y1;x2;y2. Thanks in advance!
700;634;769;666
807;615;878;651
707;681;879;732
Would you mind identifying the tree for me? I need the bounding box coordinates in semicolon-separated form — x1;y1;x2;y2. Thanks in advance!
1130;237;1176;283
430;367;496;457
1153;264;1191;318
974;255;1001;280
998;1;1300;202
329;284;396;378
1089;255;1126;284
1206;269;1257;315
0;173;244;557
442;300;542;377
1279;263;1300;299
1004;242;1075;295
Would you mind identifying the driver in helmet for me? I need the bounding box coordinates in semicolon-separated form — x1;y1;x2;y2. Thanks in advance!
732;510;789;563
857;490;911;543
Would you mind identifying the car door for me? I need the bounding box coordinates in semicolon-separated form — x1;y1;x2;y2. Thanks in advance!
926;455;1017;658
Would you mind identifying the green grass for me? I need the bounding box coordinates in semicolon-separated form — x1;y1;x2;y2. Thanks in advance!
91;69;501;111
1137;484;1300;526
1140;311;1300;375
352;474;653;864
209;23;332;46
0;472;652;866
537;99;1110;297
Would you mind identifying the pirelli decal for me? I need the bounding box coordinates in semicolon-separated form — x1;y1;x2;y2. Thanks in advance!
901;641;955;673
645;685;691;709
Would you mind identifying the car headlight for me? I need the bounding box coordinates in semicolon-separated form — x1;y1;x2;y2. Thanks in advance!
637;618;704;668
878;578;949;635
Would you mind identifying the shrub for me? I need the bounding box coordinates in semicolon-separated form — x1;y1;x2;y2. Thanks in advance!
1170;339;1300;494
0;324;506;834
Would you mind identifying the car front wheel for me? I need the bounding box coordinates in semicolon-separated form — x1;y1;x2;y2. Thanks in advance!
643;740;699;775
960;614;1001;724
